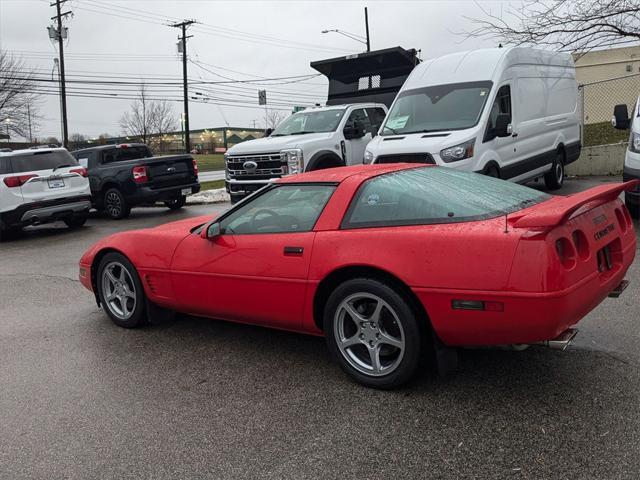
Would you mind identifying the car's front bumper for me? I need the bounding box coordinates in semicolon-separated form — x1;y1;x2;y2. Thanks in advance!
225;178;274;196
623;165;640;204
1;195;92;228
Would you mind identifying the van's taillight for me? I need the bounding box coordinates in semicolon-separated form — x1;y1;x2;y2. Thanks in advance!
193;159;199;177
70;167;88;177
132;166;148;183
3;174;38;188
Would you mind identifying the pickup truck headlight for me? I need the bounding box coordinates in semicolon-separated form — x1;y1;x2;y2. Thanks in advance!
364;149;374;164
439;138;476;163
630;132;640;153
281;148;304;175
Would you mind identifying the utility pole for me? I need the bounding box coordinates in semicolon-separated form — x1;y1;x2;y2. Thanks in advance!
364;7;370;52
170;20;196;154
50;0;71;149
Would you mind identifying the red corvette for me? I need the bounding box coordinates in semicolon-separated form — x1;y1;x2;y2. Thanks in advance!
79;164;637;388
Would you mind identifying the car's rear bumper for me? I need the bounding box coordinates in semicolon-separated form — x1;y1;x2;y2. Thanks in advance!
127;181;200;205
415;245;634;346
1;195;92;228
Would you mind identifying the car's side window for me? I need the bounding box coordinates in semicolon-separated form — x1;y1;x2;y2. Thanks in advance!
218;184;336;235
345;108;371;134
77;151;95;168
0;158;12;175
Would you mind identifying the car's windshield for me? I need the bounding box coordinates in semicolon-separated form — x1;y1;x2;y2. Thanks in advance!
382;81;493;135
343;167;551;228
271;109;346;136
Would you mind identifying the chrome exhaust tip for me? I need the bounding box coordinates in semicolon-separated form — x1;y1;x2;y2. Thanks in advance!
539;328;578;351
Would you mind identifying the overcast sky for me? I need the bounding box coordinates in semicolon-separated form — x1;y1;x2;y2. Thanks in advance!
0;0;507;140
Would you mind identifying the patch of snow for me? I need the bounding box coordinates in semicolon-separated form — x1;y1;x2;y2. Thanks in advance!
187;188;230;204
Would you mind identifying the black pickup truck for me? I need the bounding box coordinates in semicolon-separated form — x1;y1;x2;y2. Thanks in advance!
71;143;200;219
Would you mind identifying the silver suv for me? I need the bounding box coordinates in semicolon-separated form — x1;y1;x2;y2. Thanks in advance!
0;147;92;238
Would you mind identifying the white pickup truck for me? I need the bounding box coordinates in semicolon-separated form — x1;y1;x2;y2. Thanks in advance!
224;103;387;203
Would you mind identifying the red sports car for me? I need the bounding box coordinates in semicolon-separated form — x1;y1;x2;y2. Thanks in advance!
79;164;637;388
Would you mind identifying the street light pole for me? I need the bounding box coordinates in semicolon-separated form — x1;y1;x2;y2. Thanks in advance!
364;7;370;52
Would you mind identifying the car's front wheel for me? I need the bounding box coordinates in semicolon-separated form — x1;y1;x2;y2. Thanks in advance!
97;252;147;328
324;278;423;389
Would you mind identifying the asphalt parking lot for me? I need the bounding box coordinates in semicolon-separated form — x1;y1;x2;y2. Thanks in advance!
1;176;639;479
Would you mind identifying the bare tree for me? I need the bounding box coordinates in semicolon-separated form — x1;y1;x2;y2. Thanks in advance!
266;109;287;130
120;83;176;150
465;0;640;55
0;50;42;140
69;133;87;150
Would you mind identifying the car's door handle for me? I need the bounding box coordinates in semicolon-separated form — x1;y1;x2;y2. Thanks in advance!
284;246;304;256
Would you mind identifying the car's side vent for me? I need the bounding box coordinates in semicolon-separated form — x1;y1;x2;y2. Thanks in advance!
383;137;405;141
145;275;157;295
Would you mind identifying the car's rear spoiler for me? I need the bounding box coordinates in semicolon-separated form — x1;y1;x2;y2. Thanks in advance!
512;180;640;228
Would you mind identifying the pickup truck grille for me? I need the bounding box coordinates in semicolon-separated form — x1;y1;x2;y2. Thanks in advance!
226;153;284;180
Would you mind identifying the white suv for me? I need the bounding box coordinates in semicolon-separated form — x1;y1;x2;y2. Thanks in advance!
0;147;92;238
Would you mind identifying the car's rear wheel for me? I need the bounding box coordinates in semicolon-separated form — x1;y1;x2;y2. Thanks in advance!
64;215;87;229
544;151;565;190
323;278;423;389
97;252;147;328
104;188;131;220
164;195;186;210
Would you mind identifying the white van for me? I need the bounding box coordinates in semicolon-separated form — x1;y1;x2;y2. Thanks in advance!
365;47;581;189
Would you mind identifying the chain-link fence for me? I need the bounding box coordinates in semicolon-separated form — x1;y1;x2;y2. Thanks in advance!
581;73;640;147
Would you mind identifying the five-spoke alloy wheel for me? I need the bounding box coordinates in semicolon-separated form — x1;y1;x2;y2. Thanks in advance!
324;278;423;389
97;252;146;328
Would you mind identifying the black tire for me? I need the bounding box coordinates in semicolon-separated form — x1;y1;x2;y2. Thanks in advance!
230;194;244;205
64;215;87;229
97;252;147;328
164;195;186;210
484;165;500;178
626;193;639;218
544;151;565;190
0;223;21;241
103;188;131;220
323;278;423;389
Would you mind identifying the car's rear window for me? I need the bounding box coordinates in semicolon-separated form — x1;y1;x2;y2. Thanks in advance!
103;146;151;163
342;167;551;228
8;150;79;173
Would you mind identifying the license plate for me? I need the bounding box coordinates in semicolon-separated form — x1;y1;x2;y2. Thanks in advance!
181;188;192;196
48;178;65;189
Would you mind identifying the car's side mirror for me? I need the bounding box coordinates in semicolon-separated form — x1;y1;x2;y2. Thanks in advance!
201;222;221;240
494;113;511;138
265;128;274;137
612;104;630;130
344;121;365;140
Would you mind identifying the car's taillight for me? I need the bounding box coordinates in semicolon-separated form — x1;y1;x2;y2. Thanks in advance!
132;166;148;183
70;167;88;178
3;174;38;188
193;159;199;177
555;237;577;269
